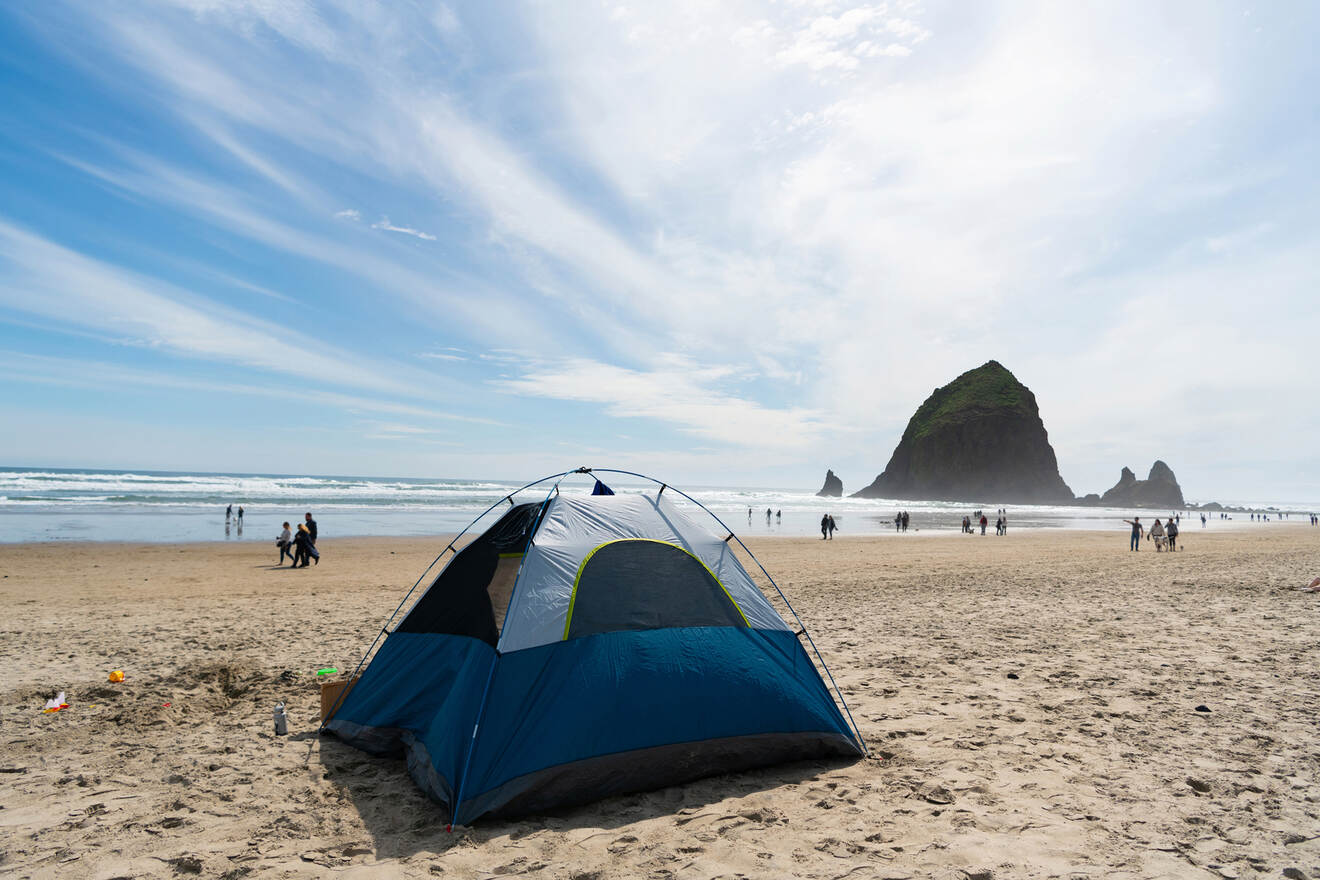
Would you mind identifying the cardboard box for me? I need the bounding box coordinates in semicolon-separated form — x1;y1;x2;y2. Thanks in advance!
320;676;359;723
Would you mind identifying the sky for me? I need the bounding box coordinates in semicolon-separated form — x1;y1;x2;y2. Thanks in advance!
0;1;1317;503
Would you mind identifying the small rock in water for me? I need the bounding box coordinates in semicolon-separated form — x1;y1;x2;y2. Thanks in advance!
1194;705;1211;713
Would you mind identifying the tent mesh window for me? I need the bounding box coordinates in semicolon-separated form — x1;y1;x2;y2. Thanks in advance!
565;539;748;640
394;502;542;645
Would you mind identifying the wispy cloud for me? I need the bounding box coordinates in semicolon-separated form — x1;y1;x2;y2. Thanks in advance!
496;355;822;450
0;349;508;426
0;221;447;401
371;216;437;241
334;208;361;221
419;350;467;362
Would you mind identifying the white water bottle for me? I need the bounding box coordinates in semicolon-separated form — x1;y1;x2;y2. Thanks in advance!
273;702;288;736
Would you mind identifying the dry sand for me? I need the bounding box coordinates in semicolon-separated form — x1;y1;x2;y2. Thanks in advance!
2;526;1319;879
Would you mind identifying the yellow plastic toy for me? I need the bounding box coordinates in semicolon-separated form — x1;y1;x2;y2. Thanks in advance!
108;670;125;683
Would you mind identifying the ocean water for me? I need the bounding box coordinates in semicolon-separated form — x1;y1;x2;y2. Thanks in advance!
0;467;1298;544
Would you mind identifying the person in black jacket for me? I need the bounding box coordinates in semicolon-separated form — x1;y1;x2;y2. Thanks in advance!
304;512;317;545
292;523;312;568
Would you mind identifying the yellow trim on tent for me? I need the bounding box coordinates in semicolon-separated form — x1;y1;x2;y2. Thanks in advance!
497;552;525;559
561;538;750;639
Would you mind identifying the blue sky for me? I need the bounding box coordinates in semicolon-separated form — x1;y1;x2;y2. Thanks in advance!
0;1;1317;502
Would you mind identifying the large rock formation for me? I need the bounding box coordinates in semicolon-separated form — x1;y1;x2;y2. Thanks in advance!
816;469;843;497
1098;461;1185;508
852;361;1074;503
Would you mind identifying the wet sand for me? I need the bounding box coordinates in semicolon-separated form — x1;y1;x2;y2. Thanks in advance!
2;526;1319;879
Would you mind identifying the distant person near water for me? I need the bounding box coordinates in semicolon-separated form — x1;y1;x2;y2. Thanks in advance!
276;522;294;565
901;511;909;532
225;503;232;522
237;505;244;524
979;514;988;535
1124;517;1144;551
820;514;829;540
827;515;837;540
1165;517;1179;551
305;512;318;546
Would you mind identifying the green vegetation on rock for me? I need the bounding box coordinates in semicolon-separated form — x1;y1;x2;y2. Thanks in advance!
907;361;1027;441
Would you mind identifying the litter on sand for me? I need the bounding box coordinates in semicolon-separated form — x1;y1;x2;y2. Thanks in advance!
315;667;339;676
43;692;68;713
108;670;125;683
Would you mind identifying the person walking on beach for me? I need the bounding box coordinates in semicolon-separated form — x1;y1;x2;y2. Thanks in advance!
276;522;294;565
1165;517;1179;552
827;515;837;540
895;513;902;532
302;512;320;566
292;523;312;567
821;514;829;540
1149;517;1166;551
1124;517;1143;550
237;505;244;524
979;514;988;535
766;507;772;525
901;511;910;532
225;503;232;522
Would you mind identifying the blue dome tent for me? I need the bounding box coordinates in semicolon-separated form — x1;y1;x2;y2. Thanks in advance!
323;468;865;825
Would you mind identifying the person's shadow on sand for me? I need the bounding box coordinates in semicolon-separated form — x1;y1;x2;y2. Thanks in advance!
312;733;859;862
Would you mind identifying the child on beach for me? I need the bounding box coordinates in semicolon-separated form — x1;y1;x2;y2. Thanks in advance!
276;522;293;565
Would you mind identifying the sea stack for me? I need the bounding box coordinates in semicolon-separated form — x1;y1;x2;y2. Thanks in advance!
1098;461;1186;508
852;360;1074;503
816;469;843;497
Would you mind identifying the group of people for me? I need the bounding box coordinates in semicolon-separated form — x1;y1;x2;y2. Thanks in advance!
225;503;244;523
1122;515;1180;552
893;511;910;532
819;514;838;539
275;512;320;567
960;509;1006;536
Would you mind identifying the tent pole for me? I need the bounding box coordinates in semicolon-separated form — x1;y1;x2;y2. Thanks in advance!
449;653;498;831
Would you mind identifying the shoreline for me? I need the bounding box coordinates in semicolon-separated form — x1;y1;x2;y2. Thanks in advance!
1;512;1307;546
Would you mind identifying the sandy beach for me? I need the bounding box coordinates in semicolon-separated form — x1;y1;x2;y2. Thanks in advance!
2;526;1319;879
